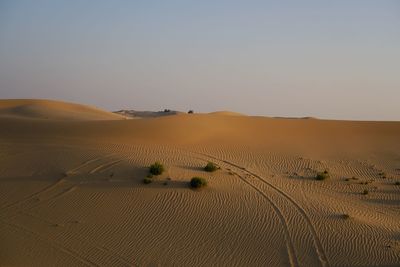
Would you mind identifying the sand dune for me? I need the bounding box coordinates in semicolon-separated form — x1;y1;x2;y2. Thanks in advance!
1;99;399;266
0;99;126;121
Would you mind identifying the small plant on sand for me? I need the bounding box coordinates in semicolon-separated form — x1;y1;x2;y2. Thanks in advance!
204;162;218;172
143;177;152;184
342;214;350;219
362;189;369;195
149;162;165;176
316;170;329;181
394;181;400;186
190;177;207;189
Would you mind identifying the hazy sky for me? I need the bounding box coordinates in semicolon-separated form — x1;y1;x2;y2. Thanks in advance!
1;1;399;120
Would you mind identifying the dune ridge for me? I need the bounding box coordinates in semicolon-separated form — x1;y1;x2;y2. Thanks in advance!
0;99;126;121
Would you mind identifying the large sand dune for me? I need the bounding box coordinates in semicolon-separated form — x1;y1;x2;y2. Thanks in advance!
0;99;127;121
0;99;399;266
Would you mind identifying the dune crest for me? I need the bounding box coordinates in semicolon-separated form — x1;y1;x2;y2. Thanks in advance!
0;99;127;121
208;111;247;116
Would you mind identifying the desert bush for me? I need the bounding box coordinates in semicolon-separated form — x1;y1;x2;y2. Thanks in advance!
362;189;369;195
190;177;207;188
204;162;218;172
143;177;152;184
149;162;164;175
395;181;400;186
342;214;350;219
316;170;329;181
188;110;194;114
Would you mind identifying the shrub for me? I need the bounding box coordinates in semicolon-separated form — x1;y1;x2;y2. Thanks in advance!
395;181;400;186
143;177;152;184
149;162;164;175
316;171;329;181
190;177;207;188
204;162;218;172
362;189;369;195
342;214;350;219
188;110;194;114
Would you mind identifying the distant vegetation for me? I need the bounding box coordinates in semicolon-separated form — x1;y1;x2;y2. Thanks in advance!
149;162;165;176
204;162;219;172
378;172;387;179
190;177;207;188
316;170;329;181
143;177;152;184
188;110;194;114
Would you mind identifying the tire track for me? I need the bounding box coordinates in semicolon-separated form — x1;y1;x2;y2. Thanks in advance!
227;168;299;267
66;153;116;175
89;159;124;174
0;178;64;212
189;150;330;267
0;219;98;267
0;179;76;220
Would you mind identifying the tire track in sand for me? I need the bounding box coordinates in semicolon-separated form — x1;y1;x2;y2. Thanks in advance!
0;219;98;267
228;168;299;267
0;179;76;220
189;150;330;267
0;178;65;212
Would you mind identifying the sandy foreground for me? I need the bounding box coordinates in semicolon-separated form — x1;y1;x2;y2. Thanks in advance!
0;100;399;266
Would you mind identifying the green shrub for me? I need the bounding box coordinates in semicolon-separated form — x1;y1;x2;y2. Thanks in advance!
204;162;218;172
149;162;164;175
316;171;329;181
342;214;350;219
190;177;207;188
143;177;152;184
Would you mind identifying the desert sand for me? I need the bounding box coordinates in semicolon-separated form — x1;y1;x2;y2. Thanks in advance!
0;99;399;266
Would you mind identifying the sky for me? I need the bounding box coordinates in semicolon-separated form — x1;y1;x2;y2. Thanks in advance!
0;1;399;120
